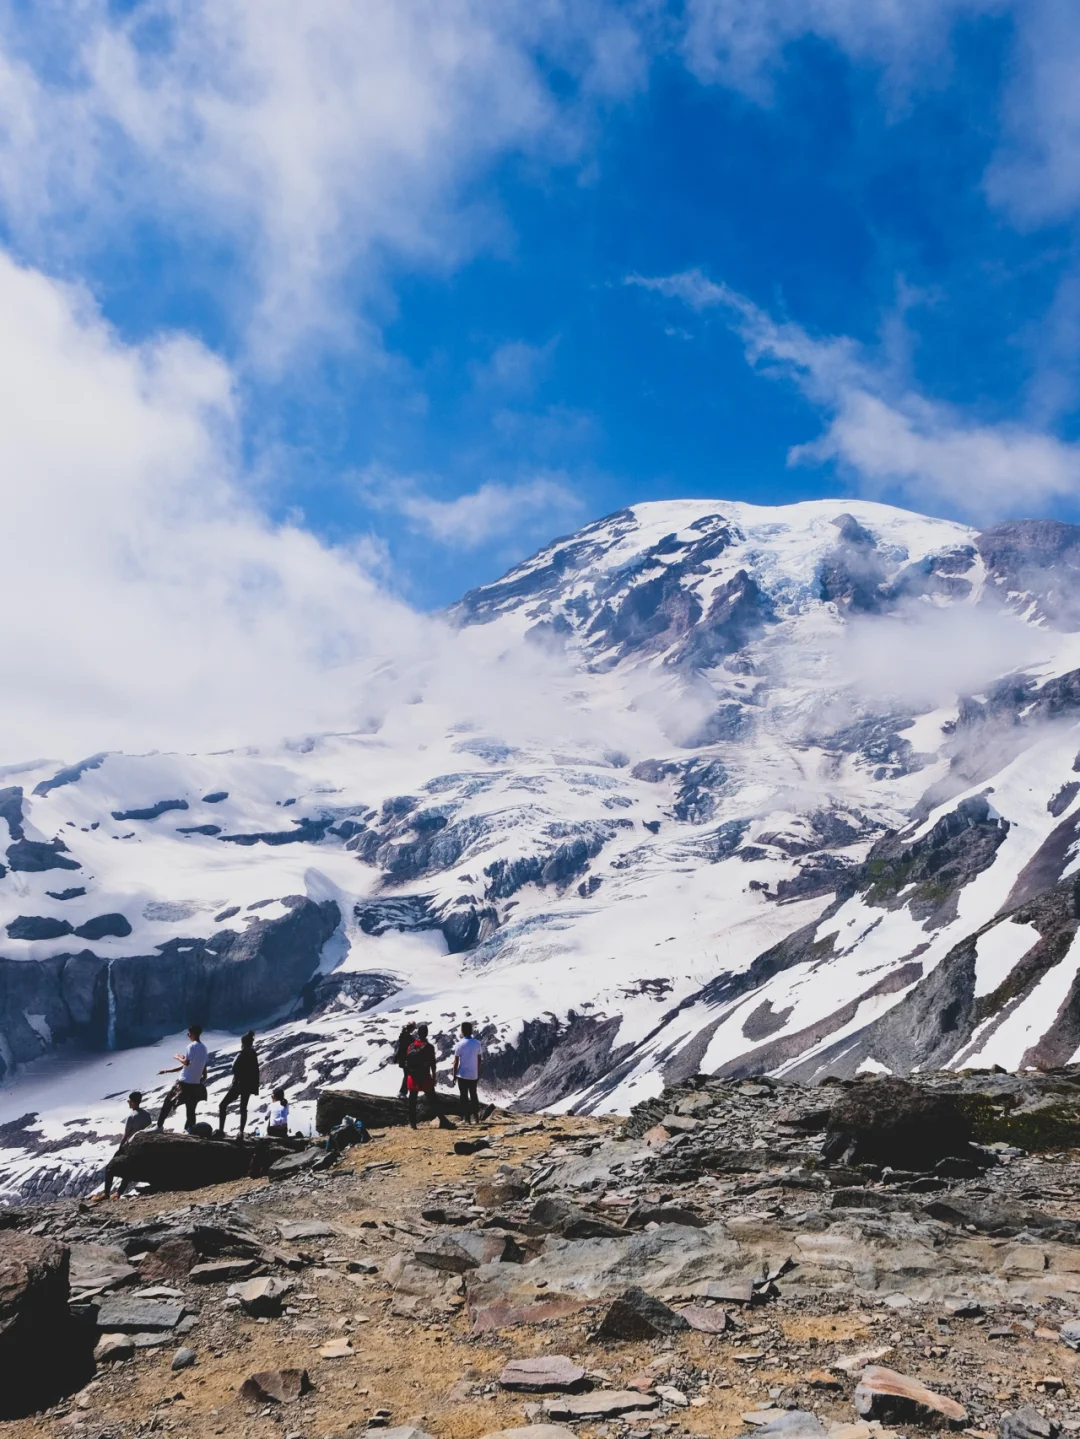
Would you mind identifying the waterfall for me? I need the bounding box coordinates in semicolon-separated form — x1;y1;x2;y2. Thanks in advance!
105;960;117;1051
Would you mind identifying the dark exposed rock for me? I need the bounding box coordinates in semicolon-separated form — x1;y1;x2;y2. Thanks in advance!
238;1369;311;1404
45;887;84;901
818;515;889;612
822;1077;974;1169
6;838;80;872
111;799;189;822
6;915;73;940
1048;782;1080;818
177;824;222;836
1000;1407;1061;1439
977;519;1080;628
32;753;108;797
316;1088;454;1132
202;791;229;803
73;913;132;940
674;569;776;670
301;969;399;1018
218;816;333;846
0;786;25;841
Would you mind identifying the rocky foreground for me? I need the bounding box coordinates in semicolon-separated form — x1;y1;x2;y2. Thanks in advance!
5;1071;1080;1439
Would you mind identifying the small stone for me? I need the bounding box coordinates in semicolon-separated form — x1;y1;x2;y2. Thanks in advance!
480;1428;577;1439
318;1340;354;1359
1059;1321;1080;1351
238;1369;312;1405
453;1138;491;1156
94;1334;134;1363
655;1386;688;1407
854;1366;967;1428
804;1370;842;1390
171;1348;196;1372
833;1348;892;1375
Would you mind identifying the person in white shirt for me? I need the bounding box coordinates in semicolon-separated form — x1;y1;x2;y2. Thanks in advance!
156;1025;209;1133
267;1087;289;1137
452;1021;483;1123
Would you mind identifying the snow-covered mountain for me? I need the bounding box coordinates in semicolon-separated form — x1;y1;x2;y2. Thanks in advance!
7;496;1080;1201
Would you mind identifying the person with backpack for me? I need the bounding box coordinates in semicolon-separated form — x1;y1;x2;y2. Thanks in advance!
393;1021;416;1095
217;1030;260;1139
452;1021;483;1123
403;1023;437;1129
156;1024;208;1133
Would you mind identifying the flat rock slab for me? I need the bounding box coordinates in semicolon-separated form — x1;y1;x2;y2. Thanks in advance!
854;1366;967;1428
481;1428;576;1439
95;1297;185;1333
278;1220;335;1241
68;1244;138;1293
499;1356;588;1393
189;1259;257;1284
676;1303;731;1333
739;1412;827;1439
545;1391;661;1420
239;1369;311;1404
234;1276;291;1317
693;1278;756;1305
626;1206;706;1230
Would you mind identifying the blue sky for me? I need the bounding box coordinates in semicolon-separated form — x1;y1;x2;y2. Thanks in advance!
2;1;1080;754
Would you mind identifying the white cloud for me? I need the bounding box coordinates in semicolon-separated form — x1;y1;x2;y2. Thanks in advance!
680;0;1004;98
364;470;584;547
0;249;668;762
634;269;1080;517
0;0;647;363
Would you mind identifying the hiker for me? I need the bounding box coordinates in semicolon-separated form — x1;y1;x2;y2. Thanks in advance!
404;1023;437;1129
102;1091;152;1199
156;1024;209;1133
452;1020;483;1123
217;1030;260;1139
267;1087;290;1137
394;1021;417;1095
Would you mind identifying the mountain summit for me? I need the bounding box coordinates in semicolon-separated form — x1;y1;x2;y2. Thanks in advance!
5;497;1080;1201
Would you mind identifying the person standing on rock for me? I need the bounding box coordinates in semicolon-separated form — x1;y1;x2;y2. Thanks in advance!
452;1021;483;1123
156;1024;209;1133
394;1021;417;1096
101;1090;153;1199
404;1022;437;1129
217;1030;260;1140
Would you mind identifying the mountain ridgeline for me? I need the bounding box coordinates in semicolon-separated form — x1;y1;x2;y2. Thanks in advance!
6;498;1080;1201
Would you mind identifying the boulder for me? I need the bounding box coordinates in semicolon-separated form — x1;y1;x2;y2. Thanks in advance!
171;1346;196;1371
239;1368;311;1404
108;1129;258;1192
235;1276;291;1318
854;1365;968;1428
316;1088;454;1132
499;1356;588;1393
454;1137;492;1156
594;1286;691;1341
1000;1407;1061;1439
823;1078;974;1170
0;1233;83;1418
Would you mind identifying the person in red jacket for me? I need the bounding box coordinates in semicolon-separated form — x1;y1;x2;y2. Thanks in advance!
403;1022;437;1129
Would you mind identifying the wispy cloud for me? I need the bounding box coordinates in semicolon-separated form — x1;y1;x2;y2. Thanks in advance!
363;469;585;548
0;1;647;365
633;269;1080;518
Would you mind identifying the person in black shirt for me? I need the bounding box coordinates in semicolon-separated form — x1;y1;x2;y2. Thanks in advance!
102;1091;153;1199
394;1021;416;1096
217;1030;260;1139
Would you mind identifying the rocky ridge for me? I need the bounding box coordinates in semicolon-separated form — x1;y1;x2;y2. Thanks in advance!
4;1069;1080;1439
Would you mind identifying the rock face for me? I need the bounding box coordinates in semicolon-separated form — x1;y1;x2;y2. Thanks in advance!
0;1233;83;1418
108;1130;285;1192
0;894;339;1075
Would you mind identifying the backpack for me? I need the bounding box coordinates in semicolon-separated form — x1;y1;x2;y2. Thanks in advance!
404;1040;430;1081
